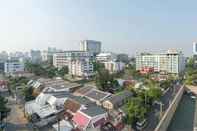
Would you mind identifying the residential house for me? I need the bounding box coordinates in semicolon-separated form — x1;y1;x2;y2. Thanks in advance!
102;91;133;110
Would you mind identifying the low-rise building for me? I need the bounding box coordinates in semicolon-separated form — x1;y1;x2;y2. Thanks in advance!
72;104;108;131
102;91;133;110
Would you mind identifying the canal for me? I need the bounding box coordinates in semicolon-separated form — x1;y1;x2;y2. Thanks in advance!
167;93;196;131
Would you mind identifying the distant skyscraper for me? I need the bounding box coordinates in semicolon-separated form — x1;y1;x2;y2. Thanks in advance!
80;40;101;56
193;42;197;55
30;50;42;63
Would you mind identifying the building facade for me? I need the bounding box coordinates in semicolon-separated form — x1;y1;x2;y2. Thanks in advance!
80;40;101;56
193;42;197;55
4;60;24;74
103;61;125;73
96;52;117;62
136;50;185;74
68;59;94;78
53;51;93;69
30;50;42;63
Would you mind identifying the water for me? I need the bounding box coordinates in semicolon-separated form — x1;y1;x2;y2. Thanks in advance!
167;94;196;131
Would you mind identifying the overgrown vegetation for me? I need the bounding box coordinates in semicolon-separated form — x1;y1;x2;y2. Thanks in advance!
25;61;68;78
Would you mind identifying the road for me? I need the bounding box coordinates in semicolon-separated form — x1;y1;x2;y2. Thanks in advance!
5;96;33;131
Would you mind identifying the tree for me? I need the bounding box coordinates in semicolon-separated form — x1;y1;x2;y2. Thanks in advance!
0;96;10;121
96;68;114;91
124;97;147;125
58;66;69;77
146;87;162;104
93;62;105;72
22;86;35;101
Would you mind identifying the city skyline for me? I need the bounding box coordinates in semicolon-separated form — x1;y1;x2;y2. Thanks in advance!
0;0;197;56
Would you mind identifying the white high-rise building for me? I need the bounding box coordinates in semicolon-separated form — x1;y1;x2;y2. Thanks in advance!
80;40;101;55
53;51;93;69
136;49;185;74
193;42;197;55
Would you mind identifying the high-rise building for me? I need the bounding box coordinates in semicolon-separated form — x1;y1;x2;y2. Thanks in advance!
41;47;60;62
30;50;42;63
136;49;185;74
80;40;101;56
53;51;93;69
193;42;197;55
0;51;8;62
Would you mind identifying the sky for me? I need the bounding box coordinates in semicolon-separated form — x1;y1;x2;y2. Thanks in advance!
0;0;197;56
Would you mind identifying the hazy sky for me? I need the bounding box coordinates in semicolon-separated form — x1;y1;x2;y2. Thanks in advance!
0;0;197;56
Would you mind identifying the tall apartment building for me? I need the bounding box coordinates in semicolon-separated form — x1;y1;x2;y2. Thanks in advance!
80;40;101;56
136;49;185;74
193;42;197;55
4;59;24;74
69;59;94;78
53;51;93;68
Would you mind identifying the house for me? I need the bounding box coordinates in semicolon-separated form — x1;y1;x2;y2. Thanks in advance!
84;89;111;105
28;78;82;96
64;98;81;115
53;120;74;131
102;91;133;110
72;104;108;131
25;91;70;127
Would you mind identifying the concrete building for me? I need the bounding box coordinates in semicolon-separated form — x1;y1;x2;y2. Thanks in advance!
136;49;185;74
68;59;94;78
0;51;8;62
30;50;42;63
96;52;117;62
41;47;60;62
53;51;93;69
103;61;125;73
4;59;24;74
193;42;197;55
80;40;101;56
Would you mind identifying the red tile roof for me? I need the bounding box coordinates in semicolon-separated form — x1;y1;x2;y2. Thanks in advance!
72;112;90;130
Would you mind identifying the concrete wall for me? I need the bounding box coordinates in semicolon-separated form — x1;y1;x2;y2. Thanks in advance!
194;101;197;131
154;86;184;131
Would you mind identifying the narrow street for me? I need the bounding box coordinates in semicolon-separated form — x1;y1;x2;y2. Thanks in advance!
5;96;33;131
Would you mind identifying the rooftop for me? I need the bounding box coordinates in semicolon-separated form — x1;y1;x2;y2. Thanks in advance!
74;85;94;96
85;89;111;102
106;90;133;108
80;104;106;117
